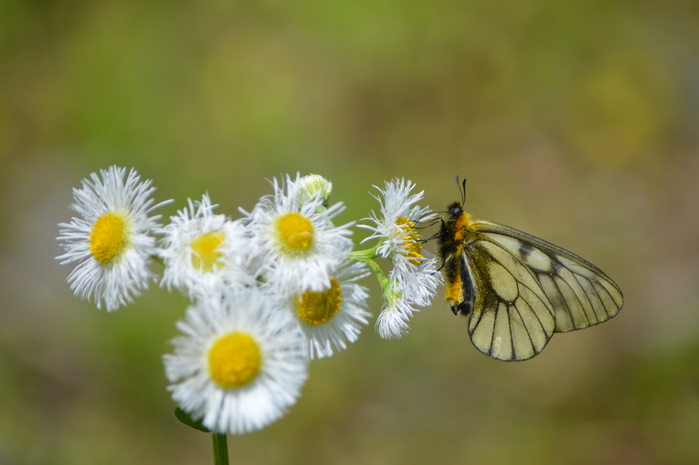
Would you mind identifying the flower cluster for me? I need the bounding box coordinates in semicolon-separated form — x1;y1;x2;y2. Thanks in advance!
56;167;441;436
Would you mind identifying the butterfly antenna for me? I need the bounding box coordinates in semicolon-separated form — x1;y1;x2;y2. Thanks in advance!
456;176;467;206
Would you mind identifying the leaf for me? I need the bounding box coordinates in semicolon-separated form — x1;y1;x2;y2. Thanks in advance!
174;407;211;433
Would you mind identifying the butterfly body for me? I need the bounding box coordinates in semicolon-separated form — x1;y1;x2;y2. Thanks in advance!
439;202;476;316
438;196;623;361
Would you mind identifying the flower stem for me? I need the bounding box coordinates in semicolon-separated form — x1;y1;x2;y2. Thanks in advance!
212;433;229;465
348;243;380;262
350;247;391;293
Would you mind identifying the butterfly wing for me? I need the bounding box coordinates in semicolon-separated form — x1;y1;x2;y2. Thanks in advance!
471;220;624;334
461;232;557;361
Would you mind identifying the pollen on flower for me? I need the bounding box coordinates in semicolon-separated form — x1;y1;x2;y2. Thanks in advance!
191;231;225;272
207;332;262;389
396;216;424;265
89;212;130;265
296;278;342;326
275;212;314;254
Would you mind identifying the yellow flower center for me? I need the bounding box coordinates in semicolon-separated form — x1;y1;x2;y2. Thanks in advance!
208;332;262;389
89;212;130;265
396;216;423;265
191;232;225;272
275;212;314;254
296;278;342;326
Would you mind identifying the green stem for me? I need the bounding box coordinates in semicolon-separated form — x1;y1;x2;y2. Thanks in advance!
212;433;229;465
349;244;391;294
348;243;381;262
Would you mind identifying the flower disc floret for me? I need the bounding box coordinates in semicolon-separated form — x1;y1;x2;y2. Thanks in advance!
191;231;226;272
276;212;315;254
208;332;261;389
295;277;342;326
395;216;424;266
89;212;130;264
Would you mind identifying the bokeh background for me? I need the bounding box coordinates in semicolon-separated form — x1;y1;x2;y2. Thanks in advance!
2;1;699;464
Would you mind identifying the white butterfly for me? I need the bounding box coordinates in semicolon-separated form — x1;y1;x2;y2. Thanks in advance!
438;181;623;361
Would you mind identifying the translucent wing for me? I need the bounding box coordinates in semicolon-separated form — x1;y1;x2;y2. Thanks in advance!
461;236;557;361
471;220;624;334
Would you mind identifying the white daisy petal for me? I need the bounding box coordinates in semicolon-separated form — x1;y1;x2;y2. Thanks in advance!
56;166;171;311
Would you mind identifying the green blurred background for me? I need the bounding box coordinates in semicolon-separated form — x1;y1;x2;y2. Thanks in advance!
2;1;698;464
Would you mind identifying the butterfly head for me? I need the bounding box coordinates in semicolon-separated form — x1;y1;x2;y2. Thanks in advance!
447;201;464;219
445;200;473;235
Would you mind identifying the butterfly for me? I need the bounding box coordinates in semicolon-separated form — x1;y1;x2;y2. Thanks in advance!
438;178;623;361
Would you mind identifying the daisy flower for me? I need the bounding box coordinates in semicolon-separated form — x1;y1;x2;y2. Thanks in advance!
360;178;436;264
159;194;255;299
242;174;354;295
164;287;309;435
359;178;442;339
291;260;370;359
56;166;171;311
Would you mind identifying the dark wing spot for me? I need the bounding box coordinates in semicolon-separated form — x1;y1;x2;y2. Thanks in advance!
518;242;534;260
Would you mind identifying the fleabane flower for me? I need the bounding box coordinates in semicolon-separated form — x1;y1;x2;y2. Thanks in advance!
164;287;309;435
56;166;171;311
160;194;254;299
359;178;442;339
291;260;370;359
242;174;354;294
360;178;436;264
